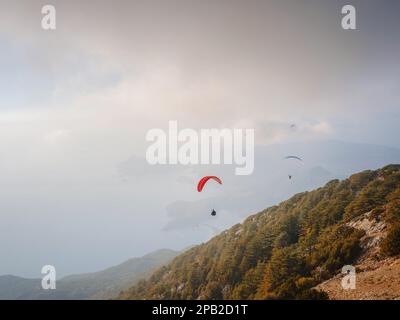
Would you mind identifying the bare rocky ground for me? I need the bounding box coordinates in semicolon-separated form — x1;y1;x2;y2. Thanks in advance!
316;211;400;300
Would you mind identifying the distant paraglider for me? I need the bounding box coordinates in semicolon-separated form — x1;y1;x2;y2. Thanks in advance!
284;156;303;180
284;155;303;162
197;176;222;216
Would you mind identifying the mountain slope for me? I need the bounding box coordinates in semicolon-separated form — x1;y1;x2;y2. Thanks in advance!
0;249;179;300
316;211;400;299
120;165;400;300
58;248;180;299
0;275;42;300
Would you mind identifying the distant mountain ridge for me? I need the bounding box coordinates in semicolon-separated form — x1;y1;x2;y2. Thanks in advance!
0;249;179;300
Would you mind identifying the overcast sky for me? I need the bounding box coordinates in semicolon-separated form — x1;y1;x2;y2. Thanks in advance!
0;0;400;277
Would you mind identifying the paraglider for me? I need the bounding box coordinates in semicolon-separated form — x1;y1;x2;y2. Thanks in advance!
197;176;222;192
284;156;303;180
197;176;222;216
284;155;303;162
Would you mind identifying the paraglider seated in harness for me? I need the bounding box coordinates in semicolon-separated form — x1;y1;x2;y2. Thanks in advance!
284;156;303;181
197;176;222;216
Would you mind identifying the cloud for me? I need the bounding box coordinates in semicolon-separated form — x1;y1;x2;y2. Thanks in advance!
310;121;333;135
44;129;70;144
226;119;334;145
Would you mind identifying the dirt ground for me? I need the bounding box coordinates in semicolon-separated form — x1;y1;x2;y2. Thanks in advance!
317;256;400;300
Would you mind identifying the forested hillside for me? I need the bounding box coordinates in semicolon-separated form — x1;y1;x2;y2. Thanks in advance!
120;165;400;300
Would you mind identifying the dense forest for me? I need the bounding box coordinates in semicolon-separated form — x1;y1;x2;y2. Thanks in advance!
120;165;400;300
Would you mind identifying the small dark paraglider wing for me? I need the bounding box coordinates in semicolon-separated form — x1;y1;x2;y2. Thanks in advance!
284;155;303;161
197;176;222;192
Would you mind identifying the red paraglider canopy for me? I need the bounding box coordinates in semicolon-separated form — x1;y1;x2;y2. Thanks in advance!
197;176;222;192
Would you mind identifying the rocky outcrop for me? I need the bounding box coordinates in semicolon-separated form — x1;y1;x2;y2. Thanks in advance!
316;211;400;300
